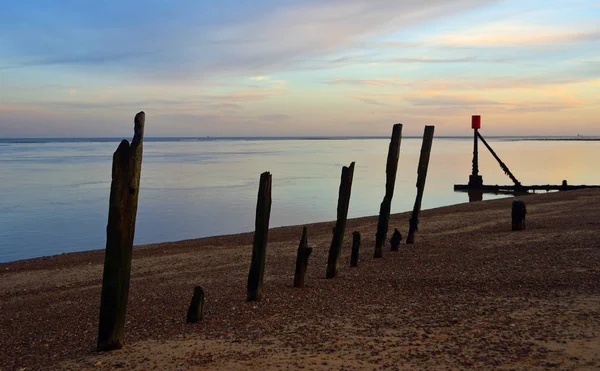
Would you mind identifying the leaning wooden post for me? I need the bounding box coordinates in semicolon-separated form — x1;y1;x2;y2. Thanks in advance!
246;171;272;301
186;286;205;323
97;112;145;352
350;231;361;267
293;227;312;288
406;126;434;244
375;124;403;258
326;162;355;279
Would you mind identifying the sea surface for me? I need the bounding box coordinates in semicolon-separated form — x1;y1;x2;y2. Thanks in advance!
1;136;598;263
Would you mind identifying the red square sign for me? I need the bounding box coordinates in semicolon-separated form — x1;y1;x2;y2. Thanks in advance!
472;115;481;129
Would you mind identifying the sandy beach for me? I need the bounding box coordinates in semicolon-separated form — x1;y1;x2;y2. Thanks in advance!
1;189;599;370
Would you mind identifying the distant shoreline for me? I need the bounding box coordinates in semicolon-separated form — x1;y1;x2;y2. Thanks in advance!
506;138;600;142
1;136;599;144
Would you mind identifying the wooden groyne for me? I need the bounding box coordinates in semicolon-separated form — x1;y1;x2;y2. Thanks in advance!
454;183;600;194
94;113;439;351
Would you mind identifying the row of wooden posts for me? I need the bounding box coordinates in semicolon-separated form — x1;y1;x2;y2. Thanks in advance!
96;112;435;351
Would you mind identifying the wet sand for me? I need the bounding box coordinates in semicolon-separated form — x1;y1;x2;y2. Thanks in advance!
1;189;599;370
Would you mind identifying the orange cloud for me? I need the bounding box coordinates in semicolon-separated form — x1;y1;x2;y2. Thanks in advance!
327;76;409;87
431;22;599;47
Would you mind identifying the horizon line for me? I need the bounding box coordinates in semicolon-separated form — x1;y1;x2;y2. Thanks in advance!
3;134;599;139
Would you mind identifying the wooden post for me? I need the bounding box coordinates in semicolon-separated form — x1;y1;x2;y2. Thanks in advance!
390;228;402;251
293;227;312;288
406;126;435;244
326;162;355;279
374;124;403;258
511;200;526;231
350;231;361;267
186;286;205;323
246;171;272;301
97;112;145;352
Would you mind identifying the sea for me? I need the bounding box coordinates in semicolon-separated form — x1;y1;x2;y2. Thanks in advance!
1;136;598;263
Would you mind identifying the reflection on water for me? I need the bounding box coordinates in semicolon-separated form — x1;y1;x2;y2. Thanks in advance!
0;137;598;262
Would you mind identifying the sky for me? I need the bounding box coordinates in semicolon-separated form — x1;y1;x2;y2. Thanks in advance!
0;0;599;137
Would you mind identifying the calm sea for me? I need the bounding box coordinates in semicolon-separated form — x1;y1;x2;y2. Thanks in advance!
1;137;598;263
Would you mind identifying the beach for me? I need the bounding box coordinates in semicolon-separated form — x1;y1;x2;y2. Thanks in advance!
1;189;599;370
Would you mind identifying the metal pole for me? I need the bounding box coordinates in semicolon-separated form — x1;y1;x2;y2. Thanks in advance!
468;116;483;188
472;128;479;178
476;132;524;191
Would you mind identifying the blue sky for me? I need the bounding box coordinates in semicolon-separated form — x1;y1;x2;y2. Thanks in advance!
1;0;599;137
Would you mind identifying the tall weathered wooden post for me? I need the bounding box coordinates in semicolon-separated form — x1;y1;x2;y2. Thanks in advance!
293;227;312;288
326;162;355;279
97;112;145;352
406;126;434;244
374;124;403;258
246;171;272;301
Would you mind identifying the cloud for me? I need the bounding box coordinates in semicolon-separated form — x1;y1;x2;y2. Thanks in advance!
0;0;499;80
330;59;600;95
405;95;502;107
0;51;155;71
0;103;127;136
504;98;586;113
3;0;599;137
0;103;290;137
390;56;477;63
341;89;591;115
398;95;588;114
351;95;389;106
258;114;291;122
345;91;510;108
3;84;287;118
391;56;513;64
208;102;244;111
213;87;286;103
431;22;600;47
326;76;409;87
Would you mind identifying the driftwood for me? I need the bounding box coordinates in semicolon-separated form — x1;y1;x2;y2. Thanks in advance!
293;227;312;288
406;126;435;244
246;172;272;301
375;124;403;258
186;286;205;323
326;162;355;278
97;112;145;352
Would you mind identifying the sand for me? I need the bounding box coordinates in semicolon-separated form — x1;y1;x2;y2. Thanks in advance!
1;189;599;370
